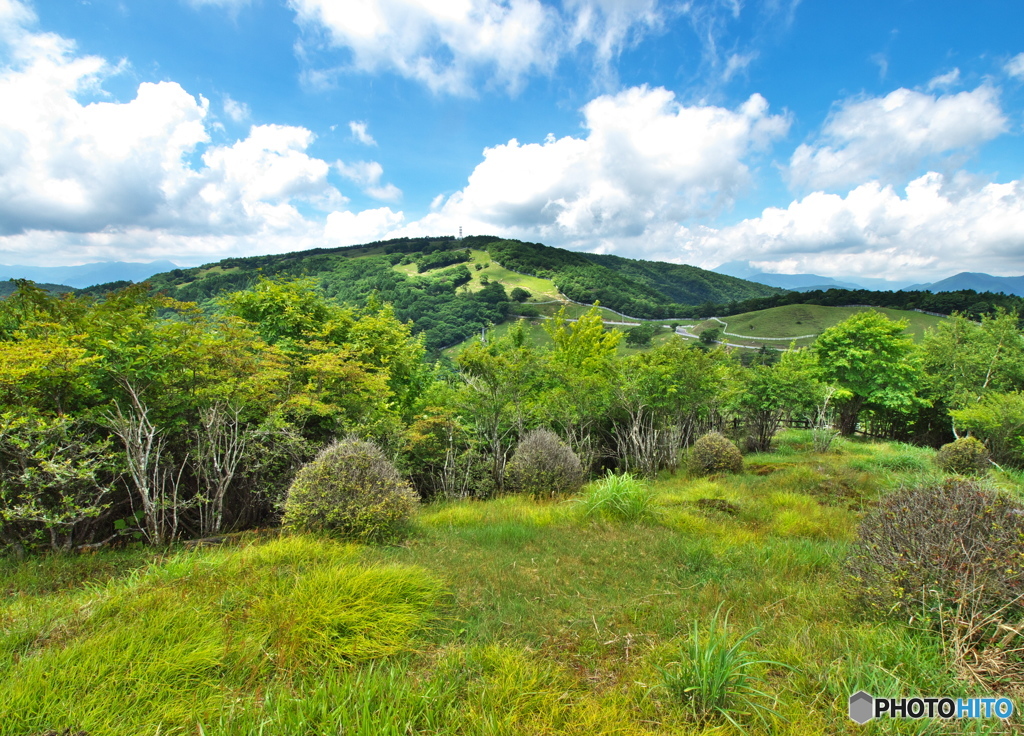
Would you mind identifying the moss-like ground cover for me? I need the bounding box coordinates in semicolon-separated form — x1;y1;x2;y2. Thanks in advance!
2;431;1018;735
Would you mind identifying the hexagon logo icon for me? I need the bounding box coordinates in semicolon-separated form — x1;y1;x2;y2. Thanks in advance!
849;691;874;724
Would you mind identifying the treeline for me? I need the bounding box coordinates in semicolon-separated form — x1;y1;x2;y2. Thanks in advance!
5;274;1024;556
703;286;1024;321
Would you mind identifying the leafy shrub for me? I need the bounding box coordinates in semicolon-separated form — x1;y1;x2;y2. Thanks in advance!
690;432;743;476
579;472;654;522
935;436;991;475
659;605;784;730
505;428;585;499
283;439;418;543
950;391;1024;468
847;478;1024;625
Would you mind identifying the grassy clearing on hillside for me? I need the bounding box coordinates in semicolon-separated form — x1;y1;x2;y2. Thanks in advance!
2;432;1019;735
694;305;944;345
394;250;564;300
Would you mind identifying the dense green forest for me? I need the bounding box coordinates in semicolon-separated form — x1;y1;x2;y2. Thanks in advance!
4;272;1024;555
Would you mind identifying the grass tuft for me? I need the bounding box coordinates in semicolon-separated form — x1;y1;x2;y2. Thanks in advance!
659;604;788;732
579;471;656;522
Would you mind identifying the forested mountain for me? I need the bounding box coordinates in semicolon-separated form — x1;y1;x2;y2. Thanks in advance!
716;284;1024;321
0;280;76;298
486;239;782;316
903;272;1024;297
78;235;781;351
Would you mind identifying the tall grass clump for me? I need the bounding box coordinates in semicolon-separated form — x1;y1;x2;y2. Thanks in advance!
505;428;586;498
0;537;444;736
849;442;934;474
283;438;418;543
579;472;654;522
658;605;785;732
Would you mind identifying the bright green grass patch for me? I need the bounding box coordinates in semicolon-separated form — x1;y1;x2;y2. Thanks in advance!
700;304;944;343
767;492;856;541
0;536;444;736
579;472;657;523
418;494;569;530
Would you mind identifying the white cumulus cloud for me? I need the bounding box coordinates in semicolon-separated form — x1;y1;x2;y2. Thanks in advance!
0;3;403;265
223;94;250;122
789;85;1007;191
336;159;402;202
681;172;1024;281
324;207;405;245
401;86;788;253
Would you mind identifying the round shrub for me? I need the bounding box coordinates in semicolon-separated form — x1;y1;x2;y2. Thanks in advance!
283;439;418;543
690;432;743;476
505;428;586;498
847;478;1024;624
935;436;990;476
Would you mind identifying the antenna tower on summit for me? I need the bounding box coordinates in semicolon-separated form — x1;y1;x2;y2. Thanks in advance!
459;226;463;240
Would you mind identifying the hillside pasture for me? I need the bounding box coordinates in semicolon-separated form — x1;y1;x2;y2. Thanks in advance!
690;304;945;348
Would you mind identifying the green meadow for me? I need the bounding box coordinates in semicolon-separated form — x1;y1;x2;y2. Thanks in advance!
691;305;945;348
2;431;1016;735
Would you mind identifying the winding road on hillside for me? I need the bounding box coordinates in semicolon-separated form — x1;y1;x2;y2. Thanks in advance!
518;299;816;350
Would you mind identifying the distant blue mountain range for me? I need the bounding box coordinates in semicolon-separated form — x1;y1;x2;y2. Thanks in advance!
711;261;912;291
0;261;178;289
712;262;1024;296
901;272;1024;298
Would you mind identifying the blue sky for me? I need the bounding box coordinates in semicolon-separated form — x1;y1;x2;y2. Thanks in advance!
1;0;1023;282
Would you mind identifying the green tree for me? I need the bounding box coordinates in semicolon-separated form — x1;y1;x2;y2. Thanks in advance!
613;338;728;474
625;322;658;347
950;392;1024;468
921;310;1024;412
812;311;923;435
728;348;821;452
539;306;621;467
456;321;543;492
699;327;721;346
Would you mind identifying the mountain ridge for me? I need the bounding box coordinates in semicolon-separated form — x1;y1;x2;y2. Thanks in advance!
0;261;179;289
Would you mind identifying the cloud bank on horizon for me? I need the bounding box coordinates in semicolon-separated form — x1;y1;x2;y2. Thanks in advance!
0;0;1023;282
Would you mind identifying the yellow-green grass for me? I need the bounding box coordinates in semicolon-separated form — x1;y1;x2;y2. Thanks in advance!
694;304;945;346
3;432;1016;735
394;249;564;300
442;319;556;357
